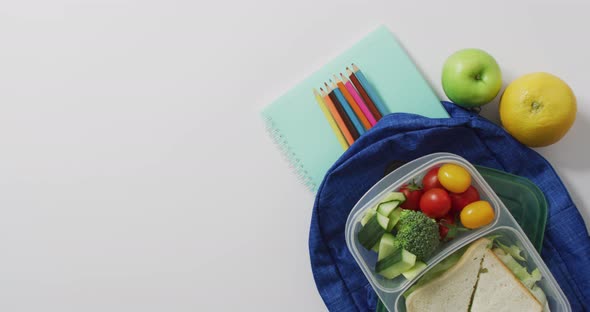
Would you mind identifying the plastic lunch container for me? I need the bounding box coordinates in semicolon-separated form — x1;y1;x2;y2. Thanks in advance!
376;164;549;312
344;153;570;312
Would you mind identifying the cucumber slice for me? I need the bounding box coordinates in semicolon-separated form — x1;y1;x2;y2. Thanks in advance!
402;261;427;280
358;215;386;249
378;233;400;261
377;201;400;217
376;213;390;230
376;248;403;273
387;208;402;232
380;192;406;203
360;208;377;226
376;249;417;279
371;240;380;253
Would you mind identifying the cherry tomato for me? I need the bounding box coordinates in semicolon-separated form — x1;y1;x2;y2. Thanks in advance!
422;167;443;191
438;164;472;193
449;185;480;213
419;188;451;218
399;182;424;211
460;200;495;229
438;214;455;240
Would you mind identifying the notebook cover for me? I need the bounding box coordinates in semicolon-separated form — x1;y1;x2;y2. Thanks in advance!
262;26;449;191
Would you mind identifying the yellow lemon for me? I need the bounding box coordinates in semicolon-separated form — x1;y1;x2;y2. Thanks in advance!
499;72;576;147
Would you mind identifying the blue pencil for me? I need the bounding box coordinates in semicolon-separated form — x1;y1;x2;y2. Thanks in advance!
352;64;388;116
330;80;365;136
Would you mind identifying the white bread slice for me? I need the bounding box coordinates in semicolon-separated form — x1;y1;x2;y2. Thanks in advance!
470;249;542;312
405;238;491;312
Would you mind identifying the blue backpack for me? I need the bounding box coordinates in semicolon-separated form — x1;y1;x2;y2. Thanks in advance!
309;102;590;311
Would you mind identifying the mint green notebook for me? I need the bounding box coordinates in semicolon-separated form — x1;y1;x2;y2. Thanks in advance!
262;26;448;191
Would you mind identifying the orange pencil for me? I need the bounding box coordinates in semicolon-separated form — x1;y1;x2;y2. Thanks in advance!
334;74;372;130
321;87;355;146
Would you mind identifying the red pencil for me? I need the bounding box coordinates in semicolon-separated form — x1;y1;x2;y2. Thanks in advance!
347;67;382;120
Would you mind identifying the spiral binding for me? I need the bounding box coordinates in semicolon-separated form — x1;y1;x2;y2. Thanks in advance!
263;115;316;191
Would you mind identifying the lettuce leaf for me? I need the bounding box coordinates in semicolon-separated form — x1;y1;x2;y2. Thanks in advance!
492;248;542;288
497;241;526;261
485;234;502;247
524;268;542;289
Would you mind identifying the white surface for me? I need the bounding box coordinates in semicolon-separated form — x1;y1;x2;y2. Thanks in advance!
0;1;588;311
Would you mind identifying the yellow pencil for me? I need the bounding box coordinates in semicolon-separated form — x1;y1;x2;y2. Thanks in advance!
313;88;348;150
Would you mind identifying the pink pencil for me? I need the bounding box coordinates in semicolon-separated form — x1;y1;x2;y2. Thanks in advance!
341;73;377;126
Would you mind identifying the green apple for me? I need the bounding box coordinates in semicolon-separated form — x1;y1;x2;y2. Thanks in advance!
442;49;502;107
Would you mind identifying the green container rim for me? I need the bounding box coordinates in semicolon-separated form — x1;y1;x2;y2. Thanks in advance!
474;165;547;250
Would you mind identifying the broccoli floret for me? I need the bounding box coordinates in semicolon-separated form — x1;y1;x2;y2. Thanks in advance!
396;210;440;260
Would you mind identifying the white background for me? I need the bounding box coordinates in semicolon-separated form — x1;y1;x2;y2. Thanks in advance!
0;0;588;311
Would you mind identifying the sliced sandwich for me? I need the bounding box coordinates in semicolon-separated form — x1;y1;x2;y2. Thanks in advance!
405;238;544;312
405;238;490;311
470;249;542;312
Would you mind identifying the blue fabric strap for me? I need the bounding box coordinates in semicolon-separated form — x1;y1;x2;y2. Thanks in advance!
309;102;590;311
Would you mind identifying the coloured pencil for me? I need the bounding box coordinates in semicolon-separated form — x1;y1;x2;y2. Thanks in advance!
313;89;348;150
321;87;355;146
352;63;388;115
347;67;382;120
334;74;371;130
340;73;377;127
325;82;360;140
330;80;365;136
